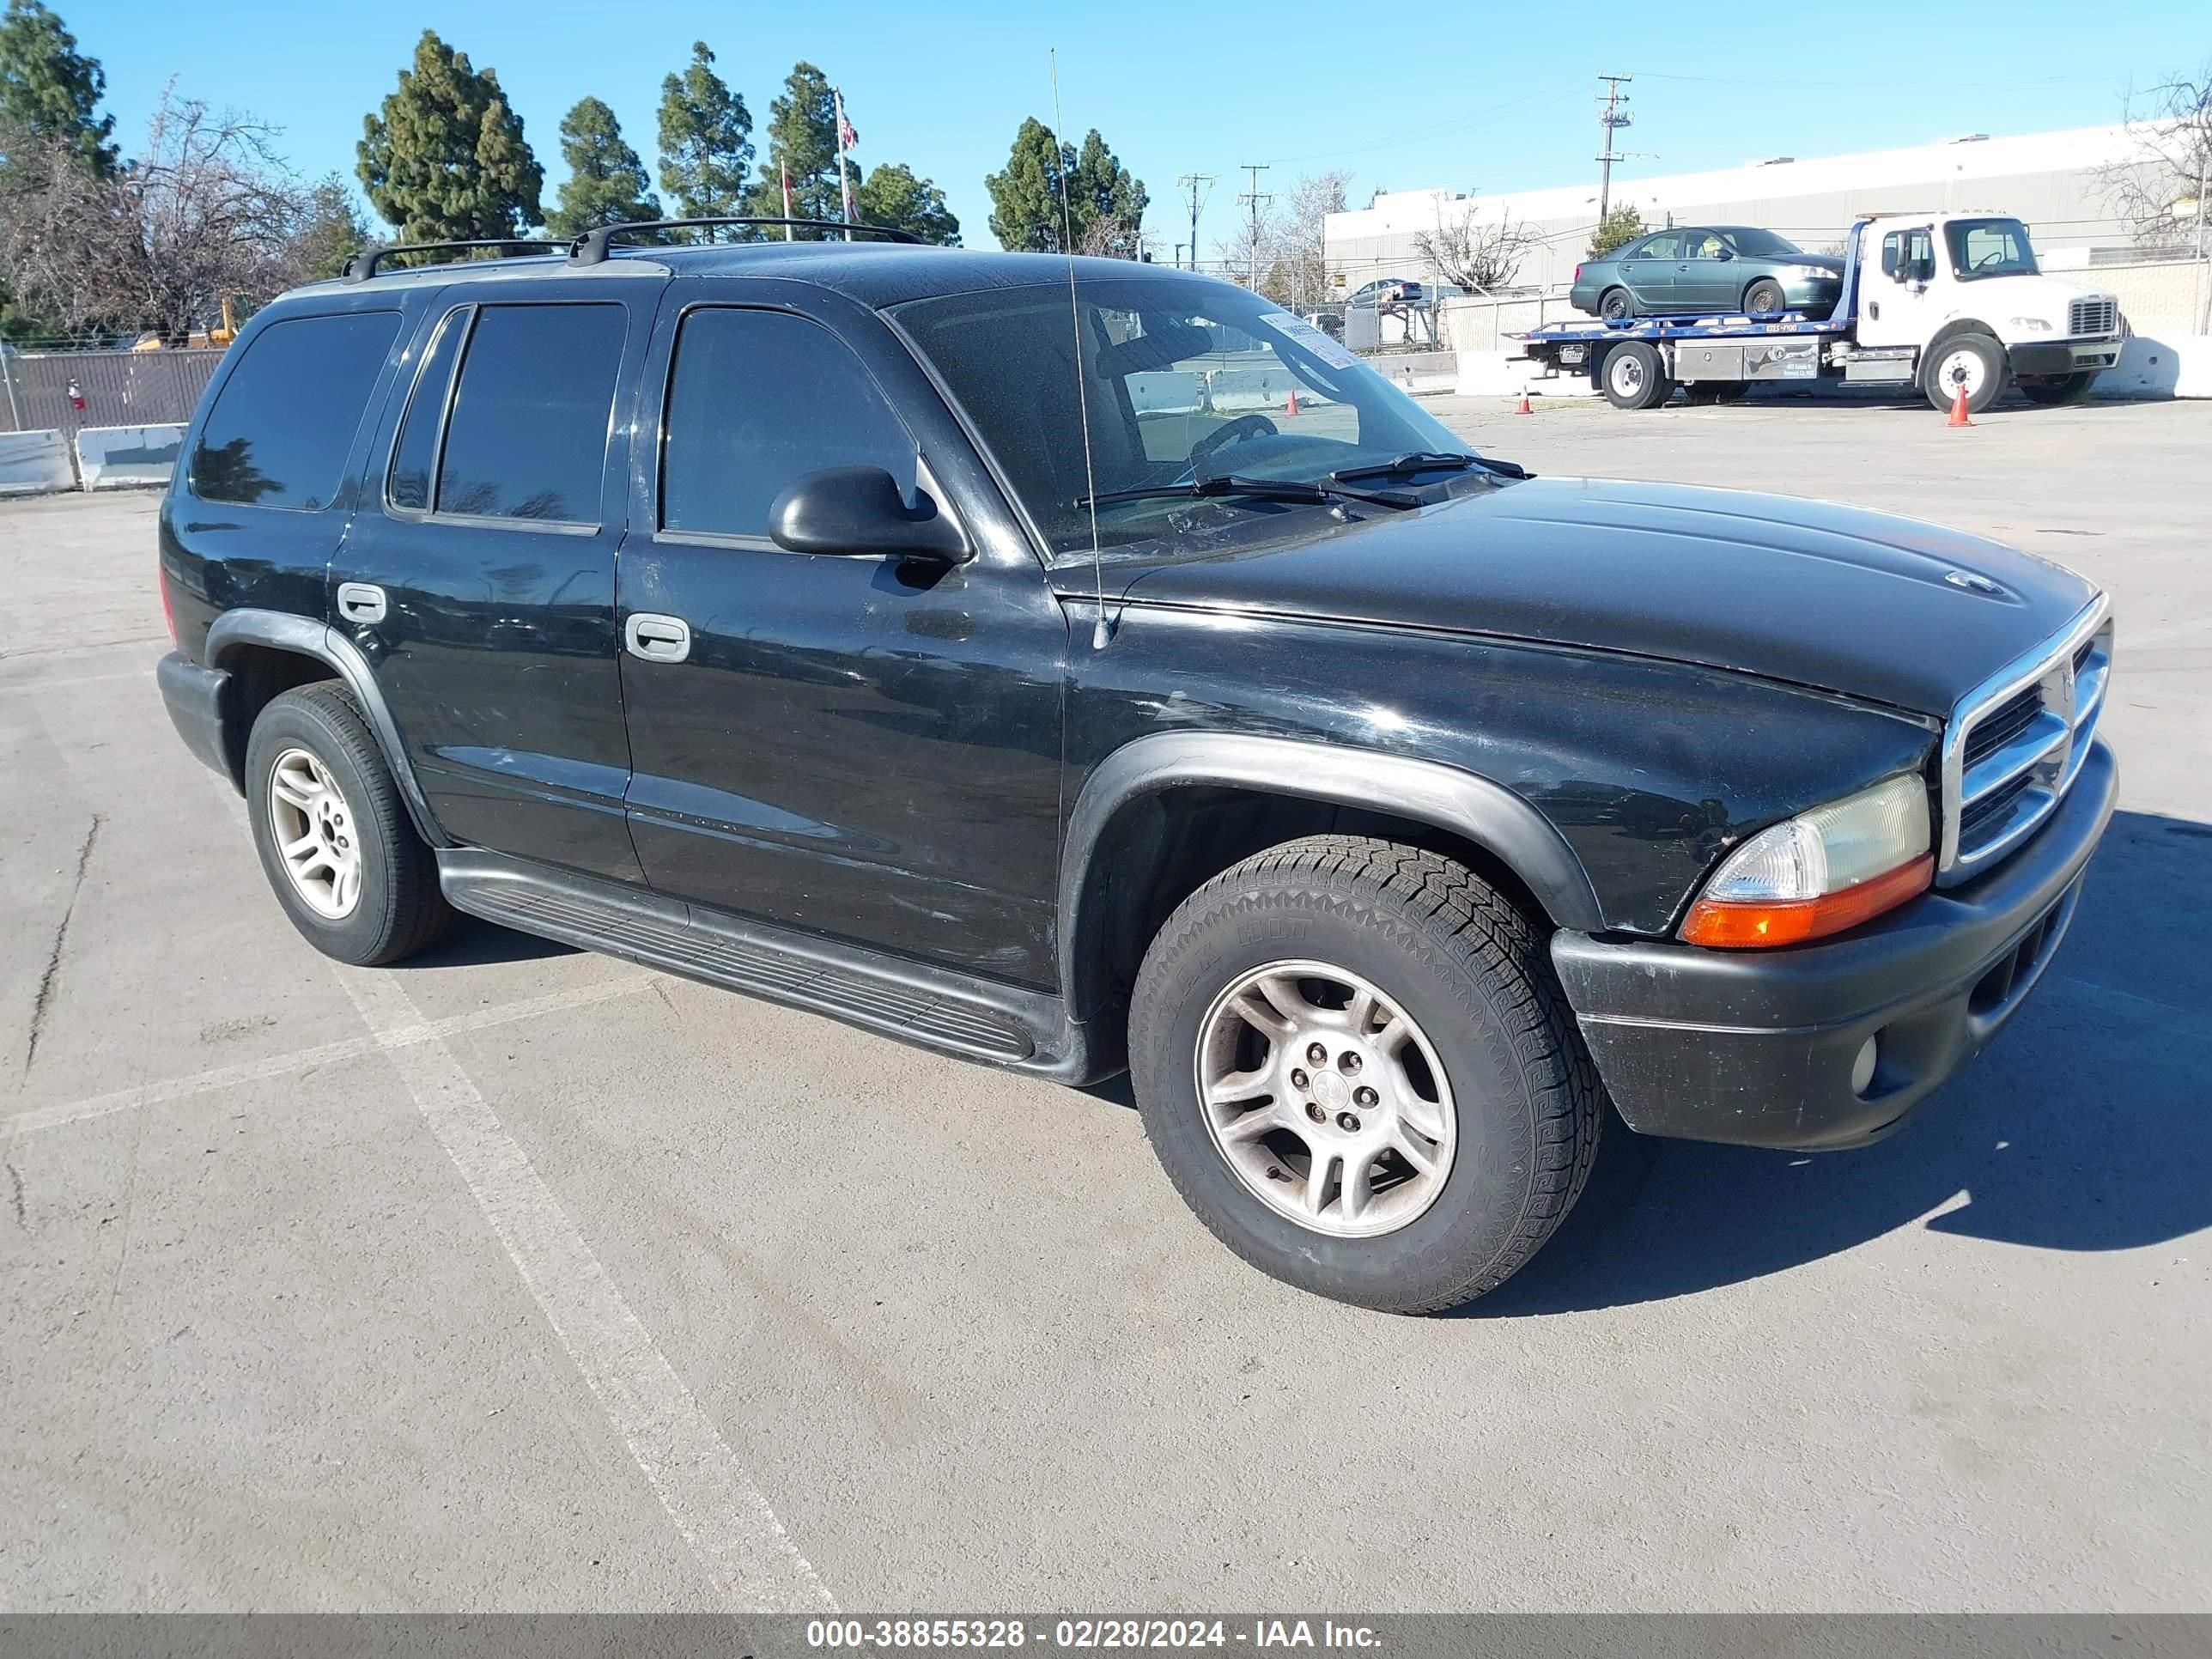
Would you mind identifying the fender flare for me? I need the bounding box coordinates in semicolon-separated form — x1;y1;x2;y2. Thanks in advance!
204;608;452;848
1057;731;1604;1015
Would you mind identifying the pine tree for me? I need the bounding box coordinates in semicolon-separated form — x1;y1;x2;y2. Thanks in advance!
744;62;843;232
1587;204;1644;259
656;41;750;221
544;96;659;237
986;119;1145;255
854;161;957;246
0;0;115;176
290;177;372;282
357;31;544;242
983;117;1066;252
1066;129;1146;258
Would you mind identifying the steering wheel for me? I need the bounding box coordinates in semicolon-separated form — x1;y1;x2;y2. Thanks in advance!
1972;250;2008;271
1189;413;1279;473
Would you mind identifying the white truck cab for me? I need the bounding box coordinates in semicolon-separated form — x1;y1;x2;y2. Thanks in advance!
1851;212;2123;409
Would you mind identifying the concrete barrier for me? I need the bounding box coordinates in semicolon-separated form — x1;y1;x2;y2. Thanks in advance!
76;422;185;489
2094;332;2212;399
0;428;77;495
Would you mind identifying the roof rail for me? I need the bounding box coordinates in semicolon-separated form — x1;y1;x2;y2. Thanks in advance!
342;240;562;283
567;216;924;265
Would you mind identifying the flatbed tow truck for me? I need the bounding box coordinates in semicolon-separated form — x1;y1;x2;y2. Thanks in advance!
1518;210;2125;414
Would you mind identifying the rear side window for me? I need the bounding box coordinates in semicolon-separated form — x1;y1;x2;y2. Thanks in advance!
191;311;399;509
1629;234;1680;260
386;307;469;511
434;304;627;524
660;307;915;540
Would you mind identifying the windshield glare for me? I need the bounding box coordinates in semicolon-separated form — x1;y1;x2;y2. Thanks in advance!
890;275;1476;554
1726;228;1801;258
1945;218;2039;281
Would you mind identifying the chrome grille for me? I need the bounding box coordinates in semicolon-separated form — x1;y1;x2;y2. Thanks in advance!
1938;596;2111;885
2068;297;2118;337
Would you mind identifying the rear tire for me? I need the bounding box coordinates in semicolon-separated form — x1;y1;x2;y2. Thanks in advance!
1922;331;2007;414
1683;380;1745;404
1743;277;1786;314
2018;370;2098;406
1598;288;1632;321
1127;836;1604;1314
245;682;453;966
1601;341;1672;410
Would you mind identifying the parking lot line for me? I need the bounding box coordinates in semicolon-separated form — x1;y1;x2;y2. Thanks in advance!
6;976;654;1137
327;963;839;1615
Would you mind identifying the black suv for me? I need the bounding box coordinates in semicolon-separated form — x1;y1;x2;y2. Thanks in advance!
157;219;2117;1313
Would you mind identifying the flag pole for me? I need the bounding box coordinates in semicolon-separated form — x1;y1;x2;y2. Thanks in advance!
780;154;793;240
833;86;855;241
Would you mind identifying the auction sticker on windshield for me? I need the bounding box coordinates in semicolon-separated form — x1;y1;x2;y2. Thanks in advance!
1255;312;1363;372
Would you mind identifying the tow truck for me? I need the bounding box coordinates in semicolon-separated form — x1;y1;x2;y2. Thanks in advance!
1519;211;2125;414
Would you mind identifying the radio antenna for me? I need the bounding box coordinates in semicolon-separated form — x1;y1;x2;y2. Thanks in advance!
1048;49;1110;651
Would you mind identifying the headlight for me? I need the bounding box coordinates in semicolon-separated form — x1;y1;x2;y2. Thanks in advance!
2009;316;2053;332
1788;264;1834;279
1680;775;1933;948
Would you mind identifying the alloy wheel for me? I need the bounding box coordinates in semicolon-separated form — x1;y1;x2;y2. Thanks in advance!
267;746;363;919
1194;960;1457;1237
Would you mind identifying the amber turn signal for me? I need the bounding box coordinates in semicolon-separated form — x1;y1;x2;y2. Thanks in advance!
1680;853;1935;949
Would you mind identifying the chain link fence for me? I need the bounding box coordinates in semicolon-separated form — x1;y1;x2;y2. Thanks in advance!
0;346;224;438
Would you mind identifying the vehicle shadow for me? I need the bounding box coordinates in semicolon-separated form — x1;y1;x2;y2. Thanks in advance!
392;913;580;969
1472;808;2212;1316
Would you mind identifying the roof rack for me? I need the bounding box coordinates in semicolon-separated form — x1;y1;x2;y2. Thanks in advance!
342;240;562;283
567;216;924;265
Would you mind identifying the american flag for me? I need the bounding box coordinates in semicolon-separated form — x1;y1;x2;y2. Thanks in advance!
839;115;859;151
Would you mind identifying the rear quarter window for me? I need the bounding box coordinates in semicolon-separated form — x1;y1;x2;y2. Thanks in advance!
190;311;400;510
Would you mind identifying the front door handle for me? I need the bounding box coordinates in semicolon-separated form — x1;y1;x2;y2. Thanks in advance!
624;612;691;664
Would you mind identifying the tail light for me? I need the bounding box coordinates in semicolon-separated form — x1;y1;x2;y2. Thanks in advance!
1573;264;1583;282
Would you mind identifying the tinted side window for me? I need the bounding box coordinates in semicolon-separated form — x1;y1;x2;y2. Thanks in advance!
436;304;627;524
386;306;469;511
191;311;399;509
1632;233;1682;261
661;308;915;540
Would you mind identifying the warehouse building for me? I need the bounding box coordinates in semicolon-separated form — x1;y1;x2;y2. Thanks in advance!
1324;124;2175;297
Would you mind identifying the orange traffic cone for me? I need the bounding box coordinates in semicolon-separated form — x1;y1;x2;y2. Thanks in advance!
1947;380;1972;428
1515;390;1533;416
1284;387;1299;417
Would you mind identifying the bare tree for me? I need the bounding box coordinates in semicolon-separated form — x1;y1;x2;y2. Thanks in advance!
0;89;324;342
1264;170;1348;313
1414;207;1538;295
2101;62;2212;250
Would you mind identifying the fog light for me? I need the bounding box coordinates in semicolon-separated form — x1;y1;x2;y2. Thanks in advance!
1850;1036;1879;1097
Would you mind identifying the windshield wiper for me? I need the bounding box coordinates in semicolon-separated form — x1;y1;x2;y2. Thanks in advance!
1074;474;1419;512
1328;450;1530;483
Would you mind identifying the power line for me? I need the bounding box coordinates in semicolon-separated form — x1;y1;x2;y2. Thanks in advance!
1237;162;1272;288
1176;172;1214;271
1596;73;1633;223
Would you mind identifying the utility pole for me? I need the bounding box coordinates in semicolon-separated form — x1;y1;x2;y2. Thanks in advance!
1595;73;1633;224
1238;163;1272;290
1176;173;1214;272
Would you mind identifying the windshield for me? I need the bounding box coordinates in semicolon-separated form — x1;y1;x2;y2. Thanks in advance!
1724;228;1802;258
1945;217;2039;281
890;273;1476;555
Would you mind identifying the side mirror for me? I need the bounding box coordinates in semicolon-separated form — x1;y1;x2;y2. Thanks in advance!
1714;246;1735;261
767;466;969;564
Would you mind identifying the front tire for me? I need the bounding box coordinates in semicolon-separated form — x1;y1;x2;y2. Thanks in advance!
1922;331;2008;414
245;682;453;966
1128;836;1603;1313
1743;277;1786;314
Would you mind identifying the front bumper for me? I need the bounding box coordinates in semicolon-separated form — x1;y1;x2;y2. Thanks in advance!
157;650;236;782
1550;740;2117;1151
2011;337;2123;376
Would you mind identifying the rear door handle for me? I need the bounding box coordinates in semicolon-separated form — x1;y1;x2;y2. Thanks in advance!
336;582;386;625
623;612;691;664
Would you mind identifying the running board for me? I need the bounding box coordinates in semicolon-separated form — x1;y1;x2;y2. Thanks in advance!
437;849;1073;1070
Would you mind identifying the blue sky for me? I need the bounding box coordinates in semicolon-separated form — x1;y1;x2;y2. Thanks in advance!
82;0;2207;252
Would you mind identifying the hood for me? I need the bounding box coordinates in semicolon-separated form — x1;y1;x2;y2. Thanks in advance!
1097;477;2098;717
1966;273;2112;327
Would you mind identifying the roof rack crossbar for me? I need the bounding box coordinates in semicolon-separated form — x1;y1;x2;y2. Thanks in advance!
568;216;924;264
343;240;563;283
